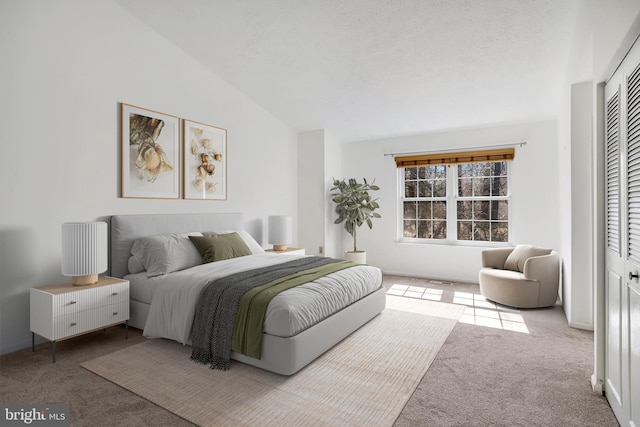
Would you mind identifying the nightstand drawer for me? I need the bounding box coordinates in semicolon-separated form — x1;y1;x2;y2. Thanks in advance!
55;282;129;316
52;302;129;340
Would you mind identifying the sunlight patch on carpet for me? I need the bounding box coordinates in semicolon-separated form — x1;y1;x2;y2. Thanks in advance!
387;285;530;334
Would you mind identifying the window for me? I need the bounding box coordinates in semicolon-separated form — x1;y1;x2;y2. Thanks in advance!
397;149;512;244
403;165;448;239
455;161;509;242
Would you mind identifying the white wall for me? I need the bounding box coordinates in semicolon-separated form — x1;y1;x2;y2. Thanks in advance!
340;120;560;283
298;129;342;258
323;131;343;258
569;81;594;330
298;130;326;256
0;0;297;355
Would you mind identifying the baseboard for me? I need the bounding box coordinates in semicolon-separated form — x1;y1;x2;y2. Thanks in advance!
568;320;594;331
591;373;604;395
382;270;478;286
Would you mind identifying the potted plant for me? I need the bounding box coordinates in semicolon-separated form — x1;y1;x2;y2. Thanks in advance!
330;177;381;264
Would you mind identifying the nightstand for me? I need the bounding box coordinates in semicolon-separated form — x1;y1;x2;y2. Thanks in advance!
266;247;306;255
30;276;129;362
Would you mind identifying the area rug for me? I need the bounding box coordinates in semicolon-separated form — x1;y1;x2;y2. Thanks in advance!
82;299;464;427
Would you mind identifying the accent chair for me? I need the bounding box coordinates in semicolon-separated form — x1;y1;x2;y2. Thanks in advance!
478;245;560;308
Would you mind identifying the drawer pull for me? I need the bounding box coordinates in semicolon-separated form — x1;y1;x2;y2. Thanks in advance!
70;322;77;326
112;292;118;296
69;301;77;305
112;312;118;316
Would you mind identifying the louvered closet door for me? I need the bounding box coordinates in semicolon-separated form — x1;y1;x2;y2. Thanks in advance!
604;35;640;427
605;64;627;425
625;56;640;427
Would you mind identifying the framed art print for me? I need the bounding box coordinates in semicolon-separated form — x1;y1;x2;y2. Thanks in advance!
121;103;180;199
183;119;227;200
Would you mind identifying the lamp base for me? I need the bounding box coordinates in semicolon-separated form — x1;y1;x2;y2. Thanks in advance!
72;274;99;286
273;245;288;252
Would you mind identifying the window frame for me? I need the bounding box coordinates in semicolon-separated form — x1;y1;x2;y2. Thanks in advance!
397;161;512;246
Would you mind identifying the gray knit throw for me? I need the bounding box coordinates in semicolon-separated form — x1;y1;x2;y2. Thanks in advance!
190;256;341;370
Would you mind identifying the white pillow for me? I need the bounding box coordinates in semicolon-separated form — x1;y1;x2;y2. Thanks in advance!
130;232;204;277
504;244;552;272
127;256;145;274
204;229;265;254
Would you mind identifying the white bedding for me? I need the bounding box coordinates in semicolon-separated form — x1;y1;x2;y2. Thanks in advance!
128;253;382;345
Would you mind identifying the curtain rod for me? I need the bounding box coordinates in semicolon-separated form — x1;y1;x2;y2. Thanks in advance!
383;141;527;157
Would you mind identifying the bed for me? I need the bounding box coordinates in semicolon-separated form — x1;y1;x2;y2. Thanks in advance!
110;213;385;375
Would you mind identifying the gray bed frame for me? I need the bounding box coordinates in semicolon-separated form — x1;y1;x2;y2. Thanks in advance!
110;213;386;375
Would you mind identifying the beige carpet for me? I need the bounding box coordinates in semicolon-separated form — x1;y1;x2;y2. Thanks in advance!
82;300;465;427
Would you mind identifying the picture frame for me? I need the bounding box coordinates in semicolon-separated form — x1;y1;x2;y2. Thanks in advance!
183;119;228;200
121;103;180;199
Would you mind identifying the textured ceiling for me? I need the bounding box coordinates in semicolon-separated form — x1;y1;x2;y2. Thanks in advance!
115;0;578;142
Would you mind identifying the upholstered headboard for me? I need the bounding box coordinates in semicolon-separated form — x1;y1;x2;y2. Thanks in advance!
110;213;244;279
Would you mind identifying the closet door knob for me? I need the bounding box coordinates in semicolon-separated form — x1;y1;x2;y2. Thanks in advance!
629;271;639;280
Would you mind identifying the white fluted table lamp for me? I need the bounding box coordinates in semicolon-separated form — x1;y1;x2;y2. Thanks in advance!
61;222;108;286
268;215;292;252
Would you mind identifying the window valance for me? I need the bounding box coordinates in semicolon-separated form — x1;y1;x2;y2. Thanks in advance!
394;148;515;168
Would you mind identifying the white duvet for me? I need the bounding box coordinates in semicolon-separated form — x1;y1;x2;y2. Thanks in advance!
131;253;382;345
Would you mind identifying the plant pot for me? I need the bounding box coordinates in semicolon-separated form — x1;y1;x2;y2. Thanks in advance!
345;251;366;264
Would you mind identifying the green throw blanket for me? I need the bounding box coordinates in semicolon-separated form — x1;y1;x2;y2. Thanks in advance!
190;256;356;370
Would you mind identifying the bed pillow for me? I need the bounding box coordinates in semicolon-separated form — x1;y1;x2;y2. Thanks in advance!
504;244;552;272
130;232;204;277
127;256;145;274
189;233;252;263
203;229;265;254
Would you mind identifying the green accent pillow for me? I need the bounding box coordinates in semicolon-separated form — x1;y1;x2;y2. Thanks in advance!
189;233;252;263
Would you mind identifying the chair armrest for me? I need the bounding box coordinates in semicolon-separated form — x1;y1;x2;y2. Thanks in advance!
523;252;559;283
481;248;514;269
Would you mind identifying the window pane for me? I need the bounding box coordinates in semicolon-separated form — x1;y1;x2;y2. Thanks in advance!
492;177;508;196
492;200;508;220
405;180;417;198
434;165;447;179
491;223;508;242
404;167;417;180
457;200;472;220
403;220;417;238
458;178;472;197
474;162;491;176
418;180;432;197
492;161;507;176
433;221;446;239
473;201;490;220
418;201;431;218
417;220;431;239
474;221;490;241
458;221;472;240
434;179;447;197
418;167;429;179
458;163;473;178
404;201;417;219
433;201;447;219
473;177;491;196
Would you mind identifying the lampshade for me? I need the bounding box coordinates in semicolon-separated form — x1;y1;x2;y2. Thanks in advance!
268;215;292;251
61;222;108;286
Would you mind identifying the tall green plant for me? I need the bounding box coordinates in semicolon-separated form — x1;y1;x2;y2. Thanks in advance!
330;178;381;252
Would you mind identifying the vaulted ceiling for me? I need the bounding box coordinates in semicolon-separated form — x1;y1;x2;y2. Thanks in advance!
116;0;578;142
